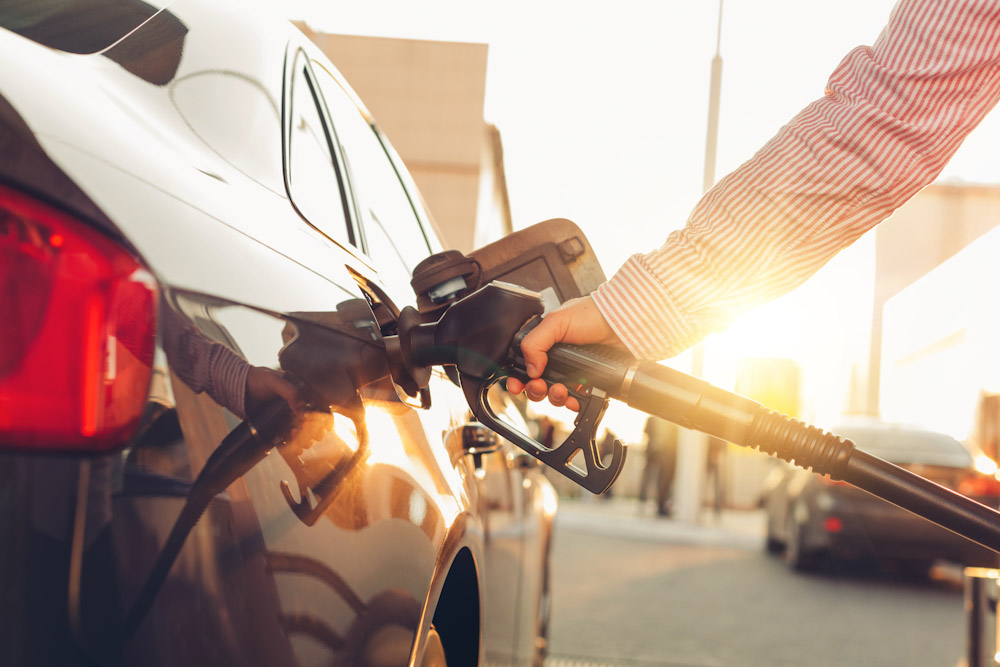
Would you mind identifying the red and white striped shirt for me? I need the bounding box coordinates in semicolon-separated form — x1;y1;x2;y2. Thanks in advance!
592;0;1000;360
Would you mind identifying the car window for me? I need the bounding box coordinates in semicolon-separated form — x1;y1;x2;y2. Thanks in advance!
286;56;353;247
837;426;973;467
312;63;432;301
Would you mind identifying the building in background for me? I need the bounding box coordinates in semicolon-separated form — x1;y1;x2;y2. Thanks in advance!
880;216;1000;447
862;179;1000;478
867;183;1000;415
293;24;513;253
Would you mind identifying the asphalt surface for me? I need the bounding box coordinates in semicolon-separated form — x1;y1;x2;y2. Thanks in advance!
544;498;971;667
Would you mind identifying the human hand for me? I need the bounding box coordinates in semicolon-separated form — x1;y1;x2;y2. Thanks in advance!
505;296;624;411
245;366;305;416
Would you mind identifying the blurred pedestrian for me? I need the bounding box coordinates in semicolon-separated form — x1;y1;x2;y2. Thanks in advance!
705;436;727;518
638;416;678;516
534;415;556;450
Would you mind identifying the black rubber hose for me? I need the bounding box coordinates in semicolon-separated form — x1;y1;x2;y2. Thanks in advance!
123;398;292;639
542;342;1000;553
844;450;1000;554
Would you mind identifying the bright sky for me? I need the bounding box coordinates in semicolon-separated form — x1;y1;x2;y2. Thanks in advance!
288;0;1000;262
285;0;1000;428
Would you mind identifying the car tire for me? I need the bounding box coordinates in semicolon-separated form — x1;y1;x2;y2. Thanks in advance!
894;559;933;579
764;513;784;554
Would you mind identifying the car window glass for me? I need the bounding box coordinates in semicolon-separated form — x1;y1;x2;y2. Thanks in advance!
312;64;431;301
287;61;352;247
0;0;172;54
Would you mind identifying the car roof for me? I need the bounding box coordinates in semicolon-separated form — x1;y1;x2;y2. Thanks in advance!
831;419;972;468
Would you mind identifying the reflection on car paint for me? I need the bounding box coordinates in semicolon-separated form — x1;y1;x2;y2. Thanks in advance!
98;293;459;665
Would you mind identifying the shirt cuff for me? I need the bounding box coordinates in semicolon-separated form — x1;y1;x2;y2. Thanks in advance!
592;253;703;360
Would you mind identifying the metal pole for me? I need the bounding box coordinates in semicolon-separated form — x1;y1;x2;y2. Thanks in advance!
702;0;724;196
679;0;725;523
691;0;723;380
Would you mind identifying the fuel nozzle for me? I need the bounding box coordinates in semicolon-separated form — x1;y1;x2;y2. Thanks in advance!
385;282;627;493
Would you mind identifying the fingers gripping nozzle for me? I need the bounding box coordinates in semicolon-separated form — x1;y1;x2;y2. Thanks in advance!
384;282;627;494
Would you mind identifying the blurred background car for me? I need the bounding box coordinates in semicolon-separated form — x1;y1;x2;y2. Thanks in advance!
0;1;556;665
762;418;1000;572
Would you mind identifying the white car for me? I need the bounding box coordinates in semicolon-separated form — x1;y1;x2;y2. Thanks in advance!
0;2;556;665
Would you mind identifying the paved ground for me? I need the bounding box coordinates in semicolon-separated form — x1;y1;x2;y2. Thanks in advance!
553;497;769;550
544;497;972;667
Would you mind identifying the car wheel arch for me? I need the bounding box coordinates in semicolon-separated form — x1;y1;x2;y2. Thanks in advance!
412;514;485;666
428;546;481;665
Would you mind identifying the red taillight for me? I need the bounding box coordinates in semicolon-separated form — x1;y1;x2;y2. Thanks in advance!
0;185;157;451
957;473;1000;499
823;517;843;533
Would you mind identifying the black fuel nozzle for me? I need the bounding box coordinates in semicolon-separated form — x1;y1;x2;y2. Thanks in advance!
385;282;626;493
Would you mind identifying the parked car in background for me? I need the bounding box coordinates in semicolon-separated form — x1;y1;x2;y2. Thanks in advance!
0;2;556;665
762;418;999;572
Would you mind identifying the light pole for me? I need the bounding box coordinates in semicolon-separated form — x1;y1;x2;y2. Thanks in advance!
677;0;724;524
690;0;723;381
703;0;724;196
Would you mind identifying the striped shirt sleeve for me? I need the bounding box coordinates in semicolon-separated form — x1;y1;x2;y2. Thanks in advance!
162;302;251;419
592;0;1000;360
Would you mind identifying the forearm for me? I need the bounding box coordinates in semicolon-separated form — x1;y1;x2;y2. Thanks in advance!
162;303;250;418
595;0;1000;360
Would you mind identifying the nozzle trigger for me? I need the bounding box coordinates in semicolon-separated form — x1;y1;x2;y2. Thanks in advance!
461;375;625;494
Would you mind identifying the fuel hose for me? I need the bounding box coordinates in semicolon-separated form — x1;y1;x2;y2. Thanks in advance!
539;339;1000;555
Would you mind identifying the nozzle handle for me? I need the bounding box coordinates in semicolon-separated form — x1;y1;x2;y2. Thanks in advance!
460;372;625;494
